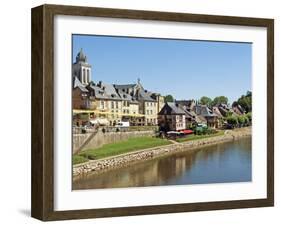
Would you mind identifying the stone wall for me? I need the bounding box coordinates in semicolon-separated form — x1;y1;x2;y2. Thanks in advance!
73;127;251;177
74;130;155;154
73;133;91;153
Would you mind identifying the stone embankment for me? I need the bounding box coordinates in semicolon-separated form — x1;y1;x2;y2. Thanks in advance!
73;127;251;178
73;130;155;154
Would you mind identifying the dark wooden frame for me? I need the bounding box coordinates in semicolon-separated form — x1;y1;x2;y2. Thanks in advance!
31;4;274;221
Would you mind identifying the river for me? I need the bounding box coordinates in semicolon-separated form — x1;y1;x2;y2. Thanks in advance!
73;137;252;190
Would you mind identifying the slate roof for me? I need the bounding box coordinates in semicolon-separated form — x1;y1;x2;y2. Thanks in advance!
158;102;186;115
102;83;121;100
217;103;230;111
176;100;196;110
73;77;88;92
111;82;157;102
73;75;161;104
212;106;223;118
193;105;216;117
117;89;133;101
182;109;195;119
114;84;136;90
137;88;156;102
181;108;206;124
88;83;122;100
232;104;245;115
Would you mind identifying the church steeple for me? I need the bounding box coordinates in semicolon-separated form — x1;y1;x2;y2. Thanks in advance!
76;48;87;63
72;49;92;85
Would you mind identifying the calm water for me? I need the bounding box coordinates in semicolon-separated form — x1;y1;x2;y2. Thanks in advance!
73;137;252;190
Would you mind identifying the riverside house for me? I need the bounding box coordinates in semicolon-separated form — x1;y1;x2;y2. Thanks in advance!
72;77;90;109
72;49;165;127
86;81;123;126
114;82;159;126
232;103;246;115
175;100;222;128
175;100;208;127
158;102;186;131
193;104;220;128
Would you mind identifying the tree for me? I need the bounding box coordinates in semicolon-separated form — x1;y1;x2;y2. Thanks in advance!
246;112;252;122
226;115;238;126
164;94;174;103
244;116;249;125
200;96;212;106
237;115;246;126
225;111;233;117
212;96;228;106
237;91;252;113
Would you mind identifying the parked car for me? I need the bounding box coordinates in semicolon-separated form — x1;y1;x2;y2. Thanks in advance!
115;121;130;128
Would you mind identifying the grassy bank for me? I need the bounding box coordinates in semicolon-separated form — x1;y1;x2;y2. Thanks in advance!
176;130;225;143
73;136;171;164
73;155;89;165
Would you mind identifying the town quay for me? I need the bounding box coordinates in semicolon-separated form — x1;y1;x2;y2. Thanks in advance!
73;127;251;178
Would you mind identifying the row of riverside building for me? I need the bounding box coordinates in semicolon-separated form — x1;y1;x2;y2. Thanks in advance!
72;49;165;127
72;49;246;130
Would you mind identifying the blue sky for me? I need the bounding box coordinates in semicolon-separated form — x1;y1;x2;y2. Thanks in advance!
72;35;252;104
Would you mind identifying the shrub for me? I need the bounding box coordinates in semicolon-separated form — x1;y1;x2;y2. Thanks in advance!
246;112;252;122
244;116;249;125
237;115;246;126
226;115;238;126
207;128;218;134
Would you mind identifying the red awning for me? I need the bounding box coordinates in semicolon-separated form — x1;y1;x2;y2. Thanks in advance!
181;130;193;134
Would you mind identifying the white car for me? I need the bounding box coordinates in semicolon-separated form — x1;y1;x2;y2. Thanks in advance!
115;121;130;128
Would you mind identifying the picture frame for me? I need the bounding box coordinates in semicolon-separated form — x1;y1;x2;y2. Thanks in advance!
31;4;274;221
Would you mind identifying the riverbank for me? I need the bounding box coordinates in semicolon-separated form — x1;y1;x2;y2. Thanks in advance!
74;136;172;164
73;127;251;178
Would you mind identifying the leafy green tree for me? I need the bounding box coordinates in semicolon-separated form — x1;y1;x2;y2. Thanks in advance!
244;116;249;125
212;96;228;106
237;91;252;113
237;115;246;125
225;111;233;117
246;112;252;122
226;115;238;126
164;94;174;103
200;96;212;106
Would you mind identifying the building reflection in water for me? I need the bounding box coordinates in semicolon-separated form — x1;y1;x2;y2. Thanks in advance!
73;137;252;190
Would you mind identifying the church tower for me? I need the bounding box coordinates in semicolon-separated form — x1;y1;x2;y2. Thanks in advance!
72;49;92;85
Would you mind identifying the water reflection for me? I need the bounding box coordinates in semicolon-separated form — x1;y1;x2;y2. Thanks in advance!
73;137;252;190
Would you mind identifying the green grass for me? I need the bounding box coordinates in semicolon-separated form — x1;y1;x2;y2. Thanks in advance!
73;155;89;165
74;136;171;163
176;131;225;143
